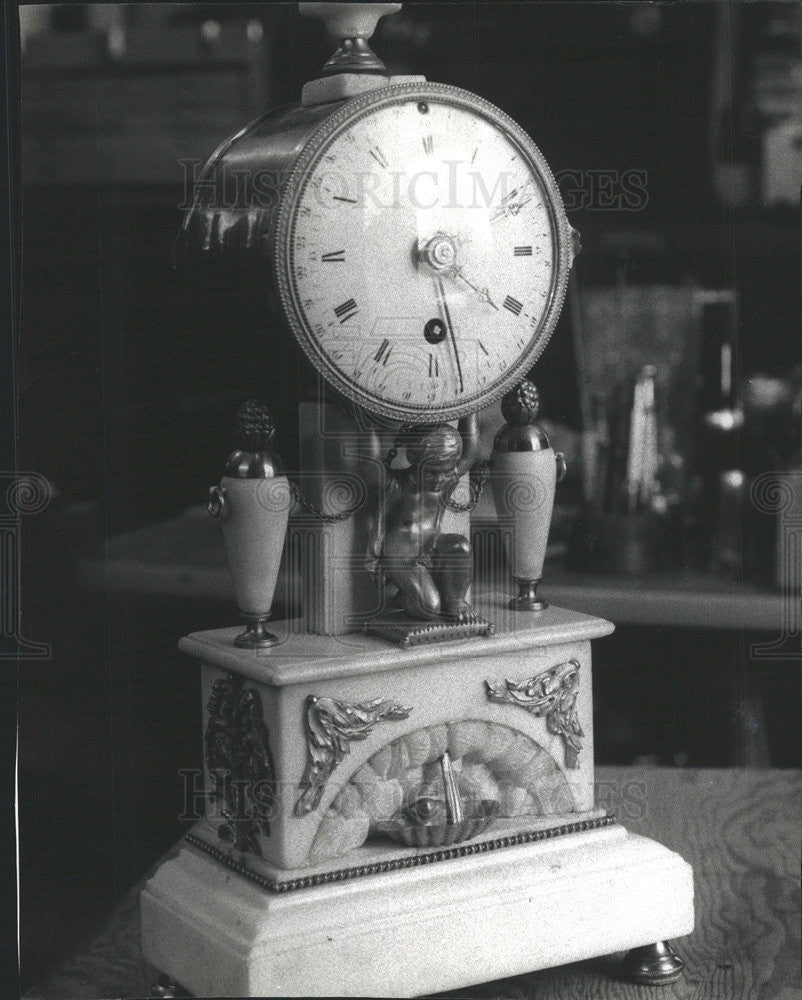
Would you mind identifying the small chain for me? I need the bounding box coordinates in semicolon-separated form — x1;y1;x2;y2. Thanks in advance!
446;460;489;512
291;481;367;523
383;425;414;470
289;432;406;523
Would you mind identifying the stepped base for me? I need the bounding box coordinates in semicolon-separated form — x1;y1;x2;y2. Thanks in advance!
140;822;694;997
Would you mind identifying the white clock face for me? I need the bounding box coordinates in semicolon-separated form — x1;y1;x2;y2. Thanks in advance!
276;83;572;422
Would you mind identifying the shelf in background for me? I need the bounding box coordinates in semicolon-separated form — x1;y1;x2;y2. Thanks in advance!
68;504;792;634
538;565;789;632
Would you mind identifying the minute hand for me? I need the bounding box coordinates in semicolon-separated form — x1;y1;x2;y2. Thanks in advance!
435;276;463;395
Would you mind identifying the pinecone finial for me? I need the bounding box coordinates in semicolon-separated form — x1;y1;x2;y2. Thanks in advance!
234;400;276;451
501;380;540;426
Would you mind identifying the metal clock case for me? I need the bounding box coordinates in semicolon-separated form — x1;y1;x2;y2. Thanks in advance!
178;81;577;423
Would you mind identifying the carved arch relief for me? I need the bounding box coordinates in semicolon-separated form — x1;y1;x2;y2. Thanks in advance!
308;720;575;865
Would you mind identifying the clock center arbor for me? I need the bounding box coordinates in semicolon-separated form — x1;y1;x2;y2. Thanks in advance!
141;5;694;996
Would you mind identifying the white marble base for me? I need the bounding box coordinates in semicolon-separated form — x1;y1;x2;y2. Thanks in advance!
140;822;694;997
183;602;610;870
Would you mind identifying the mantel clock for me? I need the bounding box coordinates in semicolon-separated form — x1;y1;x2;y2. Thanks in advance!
143;6;694;996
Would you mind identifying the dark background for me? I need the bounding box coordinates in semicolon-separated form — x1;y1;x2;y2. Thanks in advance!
13;2;801;993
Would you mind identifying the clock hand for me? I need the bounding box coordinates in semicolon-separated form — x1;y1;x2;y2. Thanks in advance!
435;276;464;395
490;196;534;223
489;187;519;223
489;186;536;224
450;265;500;311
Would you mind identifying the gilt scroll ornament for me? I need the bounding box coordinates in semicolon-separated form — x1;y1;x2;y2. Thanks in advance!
485;658;583;768
295;694;412;815
204;673;276;855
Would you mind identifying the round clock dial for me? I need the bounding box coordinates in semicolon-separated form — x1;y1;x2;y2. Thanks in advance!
275;82;574;422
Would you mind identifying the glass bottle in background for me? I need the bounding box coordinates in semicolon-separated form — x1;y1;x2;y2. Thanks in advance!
585;365;669;576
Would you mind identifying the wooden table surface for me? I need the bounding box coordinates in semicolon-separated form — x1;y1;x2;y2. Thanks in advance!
25;767;801;1000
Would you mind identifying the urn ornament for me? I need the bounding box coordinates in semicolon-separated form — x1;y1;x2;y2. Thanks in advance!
208;401;293;647
491;380;566;610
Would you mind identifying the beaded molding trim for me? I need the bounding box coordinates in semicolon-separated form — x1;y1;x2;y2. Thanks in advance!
185;813;617;894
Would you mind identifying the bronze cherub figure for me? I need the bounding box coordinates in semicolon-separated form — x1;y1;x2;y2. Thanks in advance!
363;413;482;625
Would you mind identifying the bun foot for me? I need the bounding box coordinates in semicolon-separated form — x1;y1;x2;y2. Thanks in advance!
151;974;191;998
622;941;685;985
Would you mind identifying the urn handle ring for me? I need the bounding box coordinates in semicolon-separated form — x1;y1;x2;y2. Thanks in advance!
207;485;227;518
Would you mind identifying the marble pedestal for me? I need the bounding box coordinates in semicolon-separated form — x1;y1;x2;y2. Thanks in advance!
142;822;693;997
140;599;694;996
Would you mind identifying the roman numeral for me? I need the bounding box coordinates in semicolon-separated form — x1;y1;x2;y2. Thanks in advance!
428;354;439;378
334;298;358;323
503;295;523;316
373;338;392;365
478;341;489;356
514;246;533;256
422;134;434;155
333;195;357;204
369;146;389;169
322;249;346;263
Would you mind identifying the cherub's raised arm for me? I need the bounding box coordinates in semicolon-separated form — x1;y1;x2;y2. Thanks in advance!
455;410;482;478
